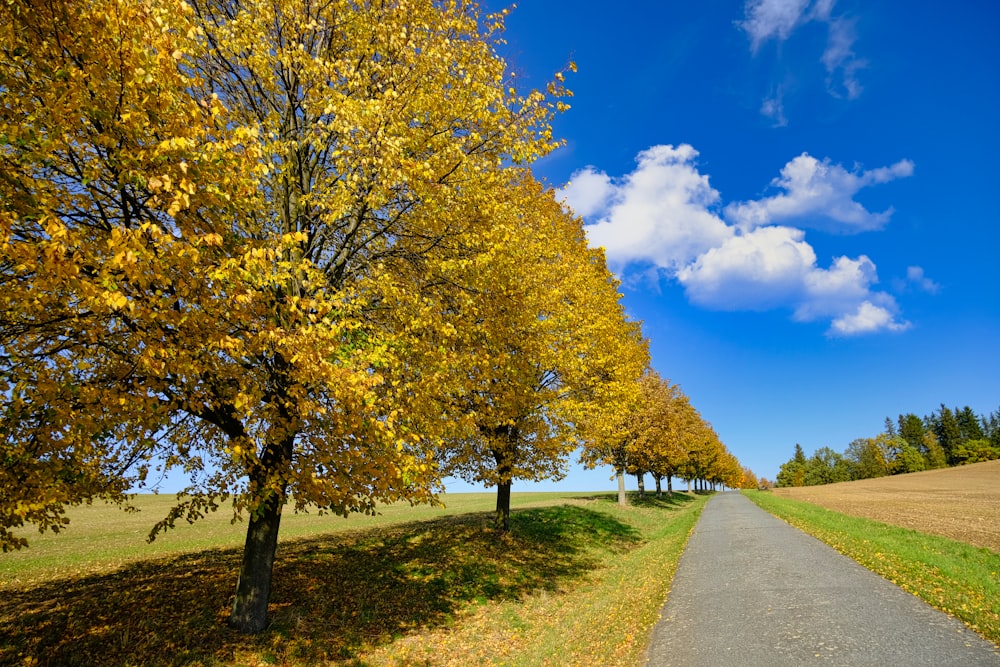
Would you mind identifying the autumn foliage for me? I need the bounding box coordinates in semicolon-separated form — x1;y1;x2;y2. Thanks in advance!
0;0;662;633
0;0;748;635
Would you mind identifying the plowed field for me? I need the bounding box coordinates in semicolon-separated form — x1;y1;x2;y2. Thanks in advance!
773;459;1000;552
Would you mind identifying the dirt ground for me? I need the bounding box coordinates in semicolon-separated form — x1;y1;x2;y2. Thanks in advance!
773;459;1000;552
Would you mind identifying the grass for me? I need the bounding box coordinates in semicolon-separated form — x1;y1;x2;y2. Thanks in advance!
744;490;1000;646
1;491;707;666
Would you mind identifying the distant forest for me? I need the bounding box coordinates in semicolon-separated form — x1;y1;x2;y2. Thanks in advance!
775;405;1000;487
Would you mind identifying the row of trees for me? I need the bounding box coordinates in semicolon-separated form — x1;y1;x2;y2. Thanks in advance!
581;370;747;503
776;405;1000;486
0;0;743;634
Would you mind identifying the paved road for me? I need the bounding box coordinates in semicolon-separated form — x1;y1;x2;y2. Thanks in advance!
645;492;1000;666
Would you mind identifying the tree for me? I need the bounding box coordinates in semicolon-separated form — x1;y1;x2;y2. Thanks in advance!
951;439;1000;465
679;416;724;491
804;447;851;485
898;413;926;454
931;405;962;464
435;173;645;530
776;444;808;487
922;431;948;469
625;371;691;499
955;406;985;443
985;406;1000;450
845;437;890;479
1;0;568;632
775;458;804;487
575;332;650;508
893;440;926;474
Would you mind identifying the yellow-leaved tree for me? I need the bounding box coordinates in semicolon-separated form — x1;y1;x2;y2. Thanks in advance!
627;370;691;498
433;172;648;530
0;0;569;632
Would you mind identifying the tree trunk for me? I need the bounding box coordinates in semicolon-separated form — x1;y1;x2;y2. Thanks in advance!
495;479;512;531
654;474;662;497
616;466;627;507
230;485;285;633
636;472;645;497
491;435;516;532
667;475;673;497
229;424;294;634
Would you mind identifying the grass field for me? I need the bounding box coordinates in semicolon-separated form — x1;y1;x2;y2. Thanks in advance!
1;491;708;666
746;488;1000;646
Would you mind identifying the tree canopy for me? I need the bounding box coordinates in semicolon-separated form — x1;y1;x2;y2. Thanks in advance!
1;0;577;632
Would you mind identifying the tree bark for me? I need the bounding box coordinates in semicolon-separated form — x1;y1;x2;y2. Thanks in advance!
230;485;285;633
229;427;294;633
491;434;516;532
616;466;627;507
667;475;673;497
636;472;645;497
495;479;512;531
654;474;662;497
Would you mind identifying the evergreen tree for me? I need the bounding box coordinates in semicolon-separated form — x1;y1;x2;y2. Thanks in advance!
898;413;925;452
932;405;962;464
793;443;807;466
986;406;1000;449
956;406;985;442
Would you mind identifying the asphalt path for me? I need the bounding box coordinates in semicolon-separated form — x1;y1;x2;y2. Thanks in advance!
645;492;1000;666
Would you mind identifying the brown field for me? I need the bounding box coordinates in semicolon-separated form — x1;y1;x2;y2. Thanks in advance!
773;459;1000;552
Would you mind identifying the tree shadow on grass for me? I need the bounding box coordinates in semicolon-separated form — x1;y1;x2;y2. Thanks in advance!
569;491;700;510
0;504;640;666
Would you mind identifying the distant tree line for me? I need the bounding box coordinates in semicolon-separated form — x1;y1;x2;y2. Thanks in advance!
775;405;1000;487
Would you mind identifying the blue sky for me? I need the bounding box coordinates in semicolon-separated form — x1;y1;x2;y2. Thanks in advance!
444;0;1000;491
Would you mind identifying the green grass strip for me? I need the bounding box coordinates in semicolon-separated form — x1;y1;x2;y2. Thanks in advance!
744;490;1000;645
1;492;708;666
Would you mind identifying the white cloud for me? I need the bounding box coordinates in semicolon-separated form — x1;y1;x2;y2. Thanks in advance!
761;92;788;127
822;17;867;99
724;153;914;233
739;0;869;116
559;145;732;272
797;255;879;321
676;226;814;310
557;168;615;218
900;265;941;294
830;301;911;336
740;0;811;52
563;145;915;336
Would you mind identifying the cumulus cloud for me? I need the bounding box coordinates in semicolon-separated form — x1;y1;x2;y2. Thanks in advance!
557;168;615;219
676;226;815;310
739;0;868;116
558;145;731;272
562;144;914;336
830;301;911;336
724;153;915;233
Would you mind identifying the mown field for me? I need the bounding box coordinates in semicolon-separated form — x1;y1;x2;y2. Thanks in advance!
0;491;708;666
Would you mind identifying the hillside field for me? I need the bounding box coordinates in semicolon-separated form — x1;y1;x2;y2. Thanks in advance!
773;459;1000;551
